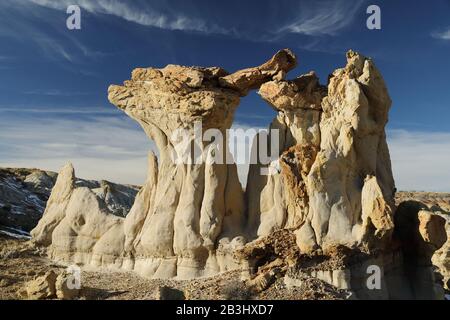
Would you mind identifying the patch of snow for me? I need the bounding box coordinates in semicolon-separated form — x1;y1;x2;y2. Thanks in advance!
4;226;29;235
0;226;31;240
446;294;450;301
10;205;26;215
25;194;45;210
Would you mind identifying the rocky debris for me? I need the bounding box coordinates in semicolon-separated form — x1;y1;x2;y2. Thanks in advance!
234;230;300;294
1;233;348;300
246;259;285;293
262;276;350;300
236;229;300;272
396;192;450;212
219;279;254;300
0;278;12;287
183;269;347;300
55;271;80;300
24;271;57;300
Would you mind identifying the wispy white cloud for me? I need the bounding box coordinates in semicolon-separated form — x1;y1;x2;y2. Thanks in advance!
431;27;450;40
36;35;75;62
0;106;117;114
25;0;365;40
0;6;80;63
277;0;366;36
388;129;450;192
0;0;368;63
0;1;119;63
22;89;92;96
27;0;229;34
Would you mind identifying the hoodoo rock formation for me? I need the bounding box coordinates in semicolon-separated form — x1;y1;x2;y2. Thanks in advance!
247;51;396;254
32;50;298;279
30;49;449;299
246;70;326;238
31;163;138;267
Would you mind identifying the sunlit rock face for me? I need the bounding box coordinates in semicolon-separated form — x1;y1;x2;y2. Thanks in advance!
246;71;326;238
248;51;396;255
296;51;396;253
108;64;248;279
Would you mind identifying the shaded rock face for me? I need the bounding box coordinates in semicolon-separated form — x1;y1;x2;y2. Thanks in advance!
395;192;450;292
395;201;449;296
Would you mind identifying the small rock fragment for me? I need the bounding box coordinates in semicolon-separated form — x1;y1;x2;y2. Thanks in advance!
25;271;57;300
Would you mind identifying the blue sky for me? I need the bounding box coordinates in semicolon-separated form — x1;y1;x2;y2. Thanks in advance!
0;0;449;191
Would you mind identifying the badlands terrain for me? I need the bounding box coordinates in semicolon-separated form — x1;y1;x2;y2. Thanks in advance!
0;168;447;300
0;49;449;300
